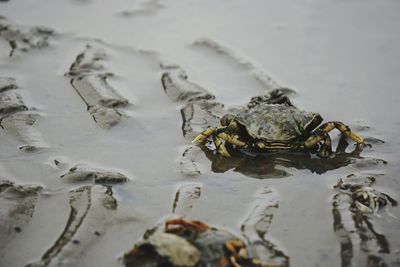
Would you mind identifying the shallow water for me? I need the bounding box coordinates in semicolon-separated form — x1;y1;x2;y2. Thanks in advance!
1;1;400;267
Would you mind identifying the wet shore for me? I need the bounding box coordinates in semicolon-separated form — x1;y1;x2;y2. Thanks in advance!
1;1;400;266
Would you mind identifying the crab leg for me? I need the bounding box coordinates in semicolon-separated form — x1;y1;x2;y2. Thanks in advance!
213;129;249;157
224;239;247;267
215;131;247;148
319;121;364;144
318;133;333;157
192;127;215;144
225;239;247;256
304;129;333;153
224;239;282;267
304;121;363;154
213;134;232;157
193;125;248;157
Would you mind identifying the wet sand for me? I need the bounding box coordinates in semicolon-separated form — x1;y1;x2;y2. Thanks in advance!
1;1;400;266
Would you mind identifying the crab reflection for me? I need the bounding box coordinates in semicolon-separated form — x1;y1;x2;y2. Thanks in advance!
332;174;397;267
201;137;365;179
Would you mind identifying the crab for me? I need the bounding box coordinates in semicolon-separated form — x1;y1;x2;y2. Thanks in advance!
331;175;397;266
192;89;364;157
123;218;279;267
334;178;397;213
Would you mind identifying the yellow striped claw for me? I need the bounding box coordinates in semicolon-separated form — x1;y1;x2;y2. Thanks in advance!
192;127;214;144
192;116;364;157
217;132;246;147
213;135;231;157
348;131;364;144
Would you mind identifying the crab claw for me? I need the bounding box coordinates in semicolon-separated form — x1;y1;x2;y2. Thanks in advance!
192;127;215;144
348;130;364;144
165;218;209;233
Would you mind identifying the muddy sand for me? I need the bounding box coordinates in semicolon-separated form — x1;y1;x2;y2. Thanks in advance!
1;1;400;267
